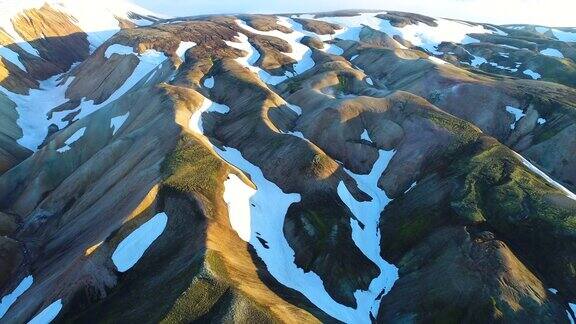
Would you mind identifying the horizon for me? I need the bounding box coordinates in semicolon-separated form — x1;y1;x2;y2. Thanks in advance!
135;0;576;27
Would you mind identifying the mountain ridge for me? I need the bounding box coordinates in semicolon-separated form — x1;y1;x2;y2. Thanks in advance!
0;3;575;323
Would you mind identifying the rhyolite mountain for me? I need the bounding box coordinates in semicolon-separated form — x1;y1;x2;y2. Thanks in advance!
0;1;575;323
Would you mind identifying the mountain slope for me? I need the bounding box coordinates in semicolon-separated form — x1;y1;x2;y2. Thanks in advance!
0;4;575;323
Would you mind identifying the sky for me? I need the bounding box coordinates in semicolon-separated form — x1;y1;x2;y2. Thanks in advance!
137;0;576;27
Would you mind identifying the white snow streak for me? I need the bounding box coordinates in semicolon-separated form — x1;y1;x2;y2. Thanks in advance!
0;275;33;319
27;299;62;324
215;146;365;323
513;152;576;201
111;212;168;272
337;149;399;320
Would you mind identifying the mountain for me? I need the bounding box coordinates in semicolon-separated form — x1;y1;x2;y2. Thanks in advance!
0;2;575;323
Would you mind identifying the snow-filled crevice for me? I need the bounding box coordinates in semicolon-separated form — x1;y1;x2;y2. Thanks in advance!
337;149;399;320
175;41;196;59
361;129;372;142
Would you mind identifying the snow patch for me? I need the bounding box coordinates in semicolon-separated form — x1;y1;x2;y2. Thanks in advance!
188;97;230;133
49;0;163;52
505;106;525;130
110;112;129;135
111;212;168;272
470;55;488;67
569;303;576;324
225;32;286;85
315;13;500;55
404;181;417;194
361;129;372;142
551;29;576;42
1;74;74;150
28;299;62;324
0;275;33;318
223;174;256;241
539;48;564;58
104;44;135;58
286;103;302;115
56;127;86;153
175;41;196;59
523;69;541;79
325;44;344;55
203;76;215;89
537;117;546;125
73;49;169;122
233;18;316;82
0;47;27;71
428;56;447;65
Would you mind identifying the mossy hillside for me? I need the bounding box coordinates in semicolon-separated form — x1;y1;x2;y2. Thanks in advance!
381;138;576;271
161;133;229;217
532;55;576;88
60;191;210;323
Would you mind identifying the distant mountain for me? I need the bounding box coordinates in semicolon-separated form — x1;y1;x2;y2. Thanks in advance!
0;3;575;323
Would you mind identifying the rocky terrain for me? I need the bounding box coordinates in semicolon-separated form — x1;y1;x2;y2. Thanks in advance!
0;1;575;323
